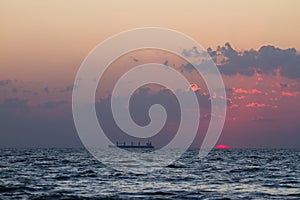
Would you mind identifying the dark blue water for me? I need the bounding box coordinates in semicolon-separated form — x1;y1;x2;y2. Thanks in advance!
0;148;299;199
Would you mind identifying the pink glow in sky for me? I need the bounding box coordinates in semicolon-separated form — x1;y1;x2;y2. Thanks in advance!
0;1;300;148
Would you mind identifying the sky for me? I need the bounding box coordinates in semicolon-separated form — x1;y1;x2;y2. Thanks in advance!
1;1;300;148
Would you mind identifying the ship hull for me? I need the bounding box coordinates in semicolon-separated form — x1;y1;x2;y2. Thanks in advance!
116;145;154;149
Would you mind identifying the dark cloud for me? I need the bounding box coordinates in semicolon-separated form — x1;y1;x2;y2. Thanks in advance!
95;86;213;149
0;98;81;148
44;86;49;93
182;43;300;79
96;87;181;149
41;100;69;109
180;62;195;72
257;46;300;78
280;83;289;88
60;84;78;92
0;84;298;148
0;98;29;113
12;88;17;93
0;80;11;86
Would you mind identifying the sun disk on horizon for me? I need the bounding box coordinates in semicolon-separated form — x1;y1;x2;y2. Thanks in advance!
215;144;230;149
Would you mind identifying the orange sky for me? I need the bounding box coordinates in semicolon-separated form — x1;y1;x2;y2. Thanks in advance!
1;1;300;148
1;0;300;84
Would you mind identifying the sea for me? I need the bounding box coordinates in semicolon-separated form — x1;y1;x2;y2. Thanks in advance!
0;148;299;199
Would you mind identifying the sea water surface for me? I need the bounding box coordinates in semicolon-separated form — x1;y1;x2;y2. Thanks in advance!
0;148;299;199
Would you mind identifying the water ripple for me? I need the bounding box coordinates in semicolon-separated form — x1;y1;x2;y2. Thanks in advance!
0;148;299;199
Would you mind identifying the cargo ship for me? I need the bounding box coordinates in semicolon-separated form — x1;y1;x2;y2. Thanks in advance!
109;141;154;149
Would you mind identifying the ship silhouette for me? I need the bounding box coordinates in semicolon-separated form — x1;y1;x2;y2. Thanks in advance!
109;141;154;149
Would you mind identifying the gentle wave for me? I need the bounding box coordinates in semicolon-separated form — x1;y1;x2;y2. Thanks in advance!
0;148;299;199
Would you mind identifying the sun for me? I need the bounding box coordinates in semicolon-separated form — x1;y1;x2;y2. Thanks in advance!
215;144;230;149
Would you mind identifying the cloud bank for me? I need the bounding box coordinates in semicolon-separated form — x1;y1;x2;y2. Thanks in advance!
183;43;300;79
